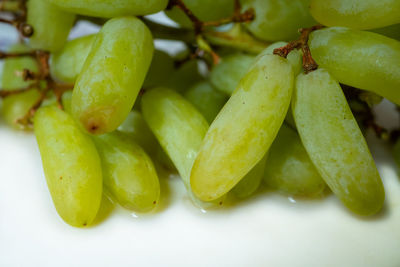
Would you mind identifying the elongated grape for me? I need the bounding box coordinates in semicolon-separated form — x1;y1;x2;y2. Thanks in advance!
191;54;294;201
72;17;153;135
264;124;326;197
27;0;75;52
44;0;168;18
118;111;159;156
93;132;160;212
241;0;315;41
50;34;95;83
34;106;102;227
165;0;235;28
292;69;384;216
142;88;208;187
143;50;175;89
310;0;400;30
231;154;267;198
141;88;224;207
1;44;40;130
210;53;255;95
184;82;228;123
309;27;400;105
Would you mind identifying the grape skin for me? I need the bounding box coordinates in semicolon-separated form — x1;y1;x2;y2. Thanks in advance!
27;0;75;52
184;81;228;123
71;17;154;135
50;34;95;83
43;0;169;18
190;54;294;201
309;27;400;105
292;69;384;216
241;0;316;42
264;124;326;197
310;0;400;30
93;132;160;213
34;106;103;227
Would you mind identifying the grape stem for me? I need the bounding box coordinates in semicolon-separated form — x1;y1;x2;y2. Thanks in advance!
273;25;324;74
0;0;32;37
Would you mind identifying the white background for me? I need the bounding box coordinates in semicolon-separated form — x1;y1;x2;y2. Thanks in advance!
1;13;400;267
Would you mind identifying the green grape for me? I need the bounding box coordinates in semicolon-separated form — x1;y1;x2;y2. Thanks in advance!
191;54;294;201
165;59;203;93
118;111;159;156
141;88;224;207
71;17;154;135
209;53;255;95
34;106;102;227
142;88;208;188
241;0;316;41
310;0;400;30
258;42;302;75
184;82;228;123
50;34;95;83
371;24;400;41
165;0;235;28
27;0;75;52
264;124;326;197
93;132;160;212
44;0;168;18
292;68;384;216
309;27;400;105
143;50;175;89
231;154;267;199
1;44;40;130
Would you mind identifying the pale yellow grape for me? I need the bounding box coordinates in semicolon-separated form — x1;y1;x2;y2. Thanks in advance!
1;44;40;130
165;0;235;28
292;69;384;216
142;88;209;188
310;0;400;30
210;53;255;95
309;27;400;105
241;0;316;41
184;82;228;123
93;132;160;212
50;34;95;83
72;17;153;135
141;88;225;207
34;106;102;227
191;54;294;201
44;0;168;18
231;154;267;199
264;124;326;197
27;0;75;52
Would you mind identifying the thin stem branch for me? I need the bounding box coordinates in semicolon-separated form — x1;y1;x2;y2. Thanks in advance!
273;25;324;73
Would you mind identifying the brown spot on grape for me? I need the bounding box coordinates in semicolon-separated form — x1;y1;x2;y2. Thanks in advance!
153;201;157;205
59;176;63;180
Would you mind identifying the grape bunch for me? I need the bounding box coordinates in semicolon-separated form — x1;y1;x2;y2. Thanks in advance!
0;0;399;227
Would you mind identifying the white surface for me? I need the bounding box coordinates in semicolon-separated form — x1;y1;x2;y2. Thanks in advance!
1;14;400;267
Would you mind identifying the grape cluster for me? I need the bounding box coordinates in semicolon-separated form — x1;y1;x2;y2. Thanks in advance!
0;0;399;227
